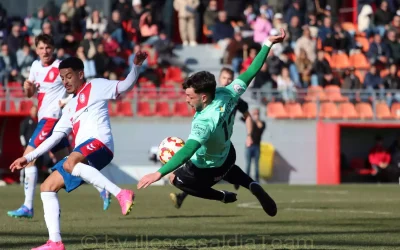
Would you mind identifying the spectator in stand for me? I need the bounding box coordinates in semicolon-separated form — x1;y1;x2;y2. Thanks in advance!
212;11;234;48
277;66;296;102
86;10;107;39
224;0;246;22
203;0;218;38
295;48;313;86
295;26;316;62
113;0;133;21
41;22;63;48
375;1;393;37
386;30;400;64
243;4;256;26
318;16;332;43
56;47;69;60
174;0;199;46
285;0;304;25
223;32;245;73
389;14;400;36
367;33;391;66
369;135;392;182
266;48;284;79
28;8;47;36
342;67;362;101
6;24;25;54
139;11;159;45
131;0;145;35
0;43;18;85
364;64;385;100
60;0;76;20
383;64;400;105
76;45;96;79
101;31;125;68
16;43;35;82
252;12;272;44
55;12;76;54
287;16;302;48
272;13;287;32
93;43;116;79
80;29;98;60
241;47;257;73
107;10;125;46
312;50;332;86
324;22;353;53
306;12;319;38
358;4;374;36
72;0;91;33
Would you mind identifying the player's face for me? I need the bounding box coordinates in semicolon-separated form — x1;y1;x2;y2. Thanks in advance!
219;71;233;87
185;87;205;111
36;41;54;65
60;68;84;94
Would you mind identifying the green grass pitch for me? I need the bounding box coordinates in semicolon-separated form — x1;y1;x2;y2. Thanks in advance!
1;184;400;250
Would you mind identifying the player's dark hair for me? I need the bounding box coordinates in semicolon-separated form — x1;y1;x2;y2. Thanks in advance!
220;67;234;78
183;71;216;100
59;57;84;71
35;34;55;47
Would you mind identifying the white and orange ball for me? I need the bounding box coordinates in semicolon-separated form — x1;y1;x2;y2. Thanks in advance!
158;137;185;164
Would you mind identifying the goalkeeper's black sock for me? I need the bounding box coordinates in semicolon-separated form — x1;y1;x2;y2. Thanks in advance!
178;192;188;200
223;164;254;189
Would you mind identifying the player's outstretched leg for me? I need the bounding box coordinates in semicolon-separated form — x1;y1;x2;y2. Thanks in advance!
169;192;188;209
233;165;241;190
223;165;277;217
32;170;65;250
94;185;111;211
170;174;237;204
64;152;134;216
7;146;38;219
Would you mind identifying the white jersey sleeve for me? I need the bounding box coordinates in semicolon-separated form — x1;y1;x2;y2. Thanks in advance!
28;61;37;82
90;65;141;100
52;103;73;135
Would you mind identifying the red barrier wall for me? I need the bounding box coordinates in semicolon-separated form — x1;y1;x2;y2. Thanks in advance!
0;114;26;183
317;122;400;185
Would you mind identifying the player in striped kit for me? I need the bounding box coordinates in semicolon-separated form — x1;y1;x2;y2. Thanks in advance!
7;34;110;219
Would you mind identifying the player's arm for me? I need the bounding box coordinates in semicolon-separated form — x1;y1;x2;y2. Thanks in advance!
238;28;286;87
24;63;37;98
115;51;147;95
237;98;253;146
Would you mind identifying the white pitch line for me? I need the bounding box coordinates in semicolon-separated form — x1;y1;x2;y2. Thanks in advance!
237;202;393;215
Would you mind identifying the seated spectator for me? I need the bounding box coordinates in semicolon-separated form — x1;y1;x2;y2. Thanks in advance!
0;43;18;85
272;13;288;33
80;29;98;60
285;0;303;25
101;31;125;67
212;11;234;48
374;1;393;37
41;22;63;48
243;4;256;26
306;12;319;38
6;24;25;54
364;64;384;100
28;8;47;36
386;30;400;64
277;66;296;102
383;64;400;106
367;33;391;66
113;0;133;21
76;45;96;79
86;10;107;39
241;47;257;73
312;50;332;86
295;26;316;62
342;67;362;101
266;48;284;79
93;43;116;79
139;12;159;45
252;12;272;44
60;0;76;20
223;32;245;73
317;16;332;43
295;48;313;86
324;22;353;53
72;0;91;33
388;15;400;36
287;16;302;48
369;135;392;182
203;0;218;37
56;48;70;60
106;10;125;45
16;43;35;82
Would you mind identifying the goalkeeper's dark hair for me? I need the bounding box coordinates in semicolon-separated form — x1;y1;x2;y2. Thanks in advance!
183;71;216;100
35;34;55;47
59;57;84;71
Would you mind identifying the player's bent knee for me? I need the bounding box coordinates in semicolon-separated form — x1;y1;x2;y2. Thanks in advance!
40;181;59;192
169;173;175;185
62;160;75;174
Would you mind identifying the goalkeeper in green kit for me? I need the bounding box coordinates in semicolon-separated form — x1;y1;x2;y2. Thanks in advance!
137;29;286;217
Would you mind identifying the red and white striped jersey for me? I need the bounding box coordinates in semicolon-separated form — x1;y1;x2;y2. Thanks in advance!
28;59;67;121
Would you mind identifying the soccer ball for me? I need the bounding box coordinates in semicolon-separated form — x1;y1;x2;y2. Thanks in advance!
158;136;185;164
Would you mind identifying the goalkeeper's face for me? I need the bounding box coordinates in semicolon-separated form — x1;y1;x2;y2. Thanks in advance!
185;87;206;112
